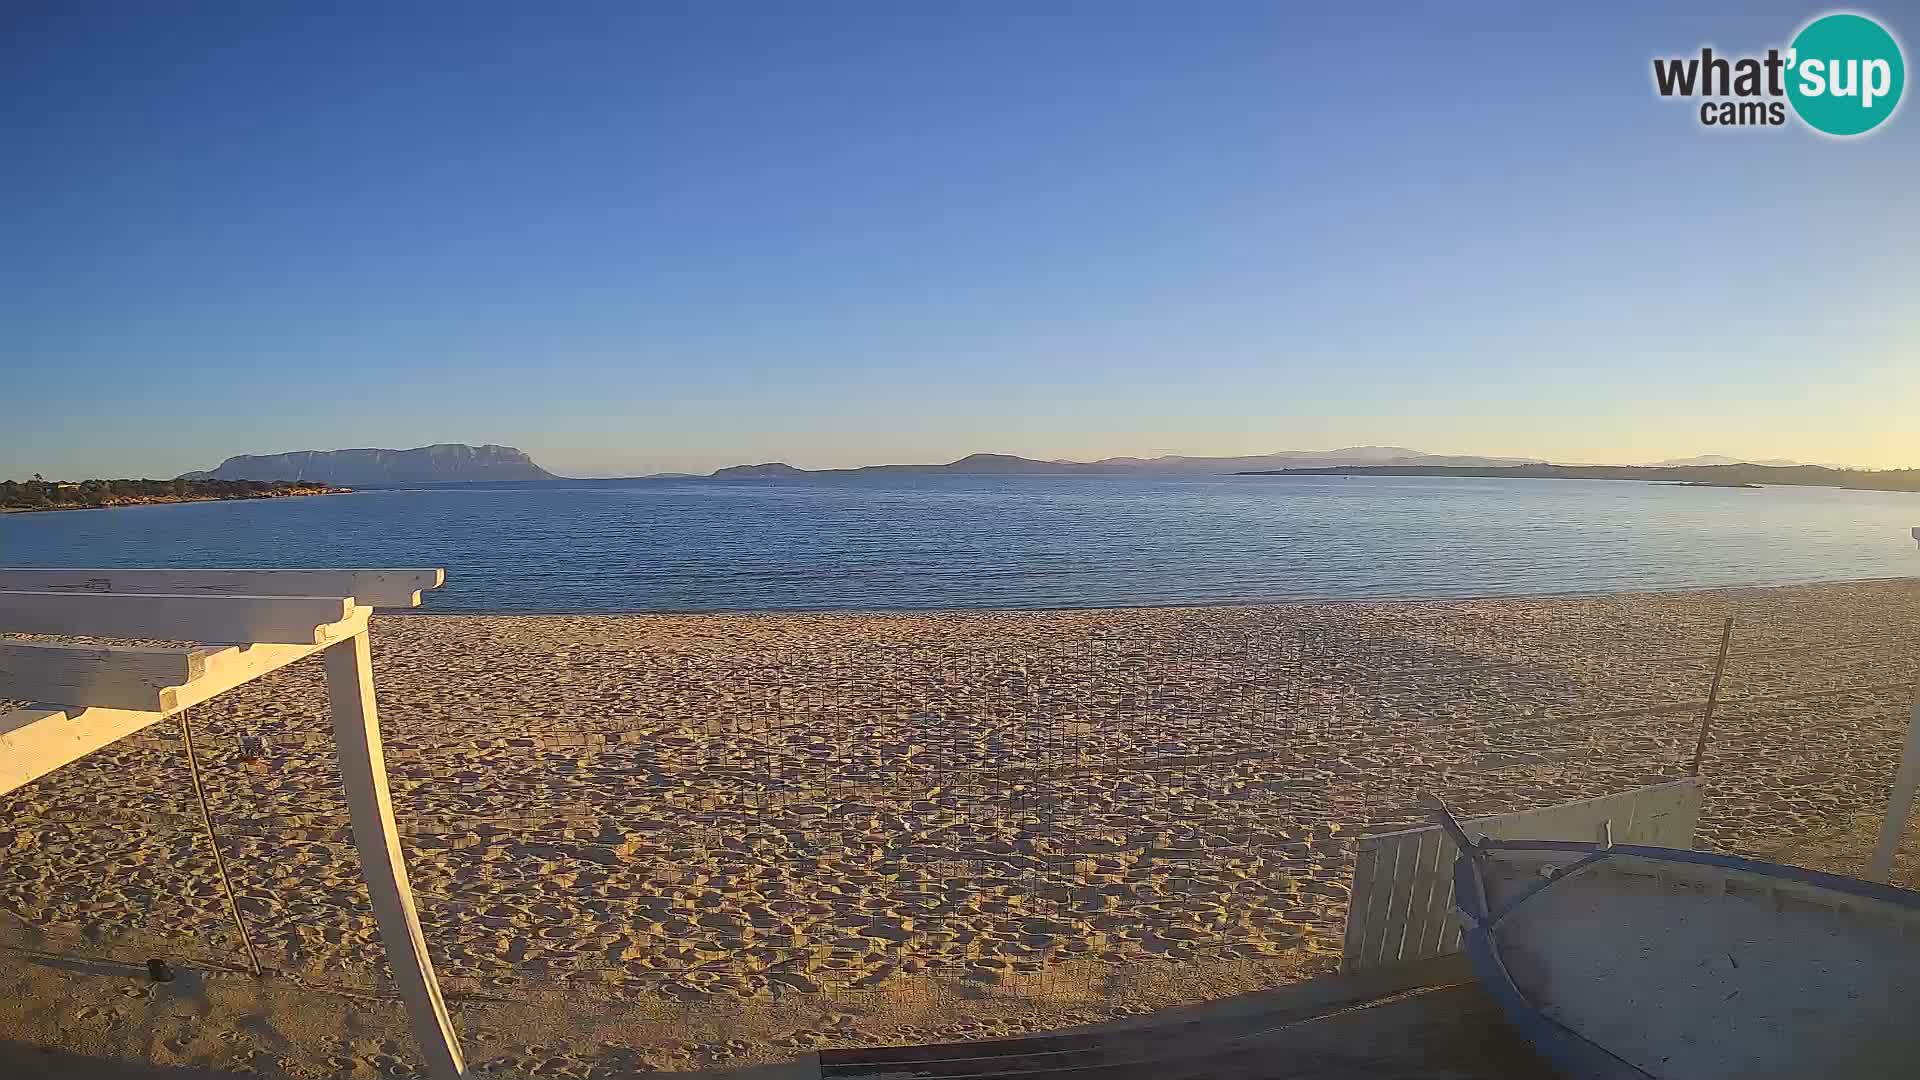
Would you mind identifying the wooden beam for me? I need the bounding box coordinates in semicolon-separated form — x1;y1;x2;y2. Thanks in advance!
171;627;365;710
0;610;365;714
324;632;465;1079
0;641;200;712
0;608;369;793
0;592;358;644
0;568;445;609
0;704;169;795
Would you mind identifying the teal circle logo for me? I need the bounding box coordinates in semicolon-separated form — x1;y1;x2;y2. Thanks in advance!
1787;13;1904;136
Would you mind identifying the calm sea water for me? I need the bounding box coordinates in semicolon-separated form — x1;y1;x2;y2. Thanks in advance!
2;475;1915;612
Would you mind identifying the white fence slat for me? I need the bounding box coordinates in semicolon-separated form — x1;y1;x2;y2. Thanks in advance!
1399;826;1446;962
1440;869;1464;954
1422;829;1460;959
1379;831;1422;967
1359;836;1396;970
1358;834;1404;969
1342;844;1379;972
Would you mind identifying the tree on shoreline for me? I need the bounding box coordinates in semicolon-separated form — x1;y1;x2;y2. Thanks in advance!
0;477;341;511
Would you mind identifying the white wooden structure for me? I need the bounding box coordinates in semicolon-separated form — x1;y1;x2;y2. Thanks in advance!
1342;778;1704;974
1866;526;1920;882
0;568;464;1079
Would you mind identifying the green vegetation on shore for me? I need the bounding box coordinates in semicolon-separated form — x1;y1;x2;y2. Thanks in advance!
0;476;347;512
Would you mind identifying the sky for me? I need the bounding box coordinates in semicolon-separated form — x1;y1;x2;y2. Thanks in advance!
2;3;1916;479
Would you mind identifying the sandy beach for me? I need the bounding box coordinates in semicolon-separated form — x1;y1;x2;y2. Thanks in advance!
4;578;1919;1076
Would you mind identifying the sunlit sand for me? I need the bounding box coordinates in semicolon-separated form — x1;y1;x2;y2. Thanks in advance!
3;578;1916;1074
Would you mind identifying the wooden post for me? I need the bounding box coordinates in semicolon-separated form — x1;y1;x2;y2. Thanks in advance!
1690;618;1735;776
1868;674;1920;883
324;631;464;1079
1870;529;1920;882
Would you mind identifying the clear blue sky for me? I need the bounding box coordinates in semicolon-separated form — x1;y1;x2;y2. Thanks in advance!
3;3;1915;479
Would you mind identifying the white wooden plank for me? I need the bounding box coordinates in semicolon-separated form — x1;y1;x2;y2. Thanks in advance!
0;568;444;609
0;611;362;714
1354;832;1408;971
1417;829;1461;960
1360;834;1398;970
1377;831;1422;967
1341;843;1379;974
1397;827;1445;963
0;592;356;644
0;641;199;712
323;632;464;1080
1439;871;1465;954
1869;683;1920;882
171;618;366;711
0;705;169;795
1354;834;1393;971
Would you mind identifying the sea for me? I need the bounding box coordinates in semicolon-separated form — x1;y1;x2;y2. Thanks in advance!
2;474;1915;613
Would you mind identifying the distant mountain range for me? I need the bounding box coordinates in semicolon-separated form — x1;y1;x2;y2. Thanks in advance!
1243;462;1920;493
176;443;1902;490
711;447;1544;478
1646;455;1806;468
181;444;555;485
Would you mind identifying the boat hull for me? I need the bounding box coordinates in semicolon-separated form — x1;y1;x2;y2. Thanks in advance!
1451;840;1920;1079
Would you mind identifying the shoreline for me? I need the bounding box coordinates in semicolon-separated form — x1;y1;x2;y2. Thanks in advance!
0;487;348;514
385;572;1920;618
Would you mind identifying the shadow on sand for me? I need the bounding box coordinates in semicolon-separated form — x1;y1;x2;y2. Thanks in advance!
2;954;1549;1079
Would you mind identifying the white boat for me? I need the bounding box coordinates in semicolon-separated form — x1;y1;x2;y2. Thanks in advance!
1438;808;1920;1079
1432;527;1920;1078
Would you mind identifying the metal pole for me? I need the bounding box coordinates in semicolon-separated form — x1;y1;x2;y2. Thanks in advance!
178;706;262;977
1690;617;1735;776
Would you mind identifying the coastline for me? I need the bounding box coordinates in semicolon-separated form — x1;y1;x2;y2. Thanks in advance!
0;485;348;514
4;578;1918;1072
384;573;1920;618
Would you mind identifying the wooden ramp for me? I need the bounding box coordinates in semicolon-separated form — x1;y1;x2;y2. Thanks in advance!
819;958;1555;1080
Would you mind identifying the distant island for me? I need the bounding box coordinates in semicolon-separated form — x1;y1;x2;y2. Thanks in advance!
1;477;347;513
157;442;1917;495
710;447;1544;479
182;443;556;485
1235;462;1920;493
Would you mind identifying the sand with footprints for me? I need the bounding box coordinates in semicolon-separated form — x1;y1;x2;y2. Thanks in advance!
3;578;1919;1075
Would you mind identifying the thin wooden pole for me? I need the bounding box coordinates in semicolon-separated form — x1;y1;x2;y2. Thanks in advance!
1690;617;1735;776
177;705;262;977
324;630;464;1080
